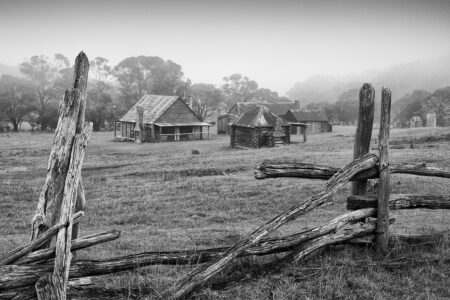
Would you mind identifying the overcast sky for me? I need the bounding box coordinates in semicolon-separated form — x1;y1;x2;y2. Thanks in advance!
1;0;450;95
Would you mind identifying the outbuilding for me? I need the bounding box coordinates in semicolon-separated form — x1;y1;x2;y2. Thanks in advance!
284;110;332;134
230;105;291;148
114;94;210;143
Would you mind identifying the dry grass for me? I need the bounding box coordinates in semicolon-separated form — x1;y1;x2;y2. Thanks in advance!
0;126;449;299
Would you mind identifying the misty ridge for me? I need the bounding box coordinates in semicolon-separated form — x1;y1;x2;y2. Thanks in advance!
287;53;450;104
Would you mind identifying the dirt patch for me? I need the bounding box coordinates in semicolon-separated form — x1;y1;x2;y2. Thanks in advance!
114;166;249;180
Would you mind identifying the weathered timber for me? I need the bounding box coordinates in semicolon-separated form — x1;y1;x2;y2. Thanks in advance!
254;161;450;180
166;153;379;299
377;87;391;253
291;221;377;262
0;206;377;292
0;212;84;266
2;228;444;292
31;52;90;243
347;194;450;210
348;232;446;246
247;208;375;256
71;181;85;254
38;124;92;300
17;229;121;265
35;275;64;300
352;83;375;195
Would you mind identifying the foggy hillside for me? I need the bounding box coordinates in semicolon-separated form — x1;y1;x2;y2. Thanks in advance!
287;53;450;104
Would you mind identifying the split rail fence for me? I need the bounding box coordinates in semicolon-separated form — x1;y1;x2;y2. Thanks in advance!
0;53;449;300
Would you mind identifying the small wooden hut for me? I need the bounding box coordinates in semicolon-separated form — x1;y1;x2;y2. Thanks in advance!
410;116;422;128
284;109;332;133
218;101;301;134
114;94;211;143
230;105;291;148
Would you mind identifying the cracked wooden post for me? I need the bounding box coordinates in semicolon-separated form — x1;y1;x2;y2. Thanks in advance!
31;52;90;300
352;83;375;196
31;52;90;245
377;87;391;253
35;126;92;300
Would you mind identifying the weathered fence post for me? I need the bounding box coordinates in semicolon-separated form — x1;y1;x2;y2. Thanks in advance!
377;88;391;253
31;52;90;245
32;52;90;300
352;83;375;195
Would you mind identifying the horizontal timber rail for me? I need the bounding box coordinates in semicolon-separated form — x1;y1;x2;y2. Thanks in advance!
2;220;440;294
0;212;84;267
255;161;450;180
16;230;121;265
347;194;450;210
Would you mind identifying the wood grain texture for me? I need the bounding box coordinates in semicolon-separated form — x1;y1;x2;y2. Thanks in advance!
49;124;92;299
377;87;391;253
352;83;375;195
347;194;450;210
254;161;450;180
17;229;120;265
31;52;90;243
0;212;84;266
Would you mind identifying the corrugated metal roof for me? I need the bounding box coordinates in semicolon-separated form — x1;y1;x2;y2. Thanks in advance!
120;94;180;124
230;101;298;116
233;105;289;128
154;122;211;127
288;109;330;122
262;102;298;116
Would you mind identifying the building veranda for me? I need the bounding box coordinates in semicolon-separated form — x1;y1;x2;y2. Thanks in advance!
114;94;211;143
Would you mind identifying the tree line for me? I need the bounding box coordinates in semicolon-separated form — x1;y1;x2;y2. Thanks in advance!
0;54;289;131
2;54;449;132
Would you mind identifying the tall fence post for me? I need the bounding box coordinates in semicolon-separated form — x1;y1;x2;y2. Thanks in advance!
352;83;375;196
377;88;391;253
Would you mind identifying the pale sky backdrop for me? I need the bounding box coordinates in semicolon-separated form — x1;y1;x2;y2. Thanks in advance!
1;0;450;95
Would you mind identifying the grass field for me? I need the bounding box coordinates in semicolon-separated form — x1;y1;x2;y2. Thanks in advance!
1;126;449;299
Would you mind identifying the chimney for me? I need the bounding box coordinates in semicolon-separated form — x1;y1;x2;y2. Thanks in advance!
136;106;143;131
294;100;301;110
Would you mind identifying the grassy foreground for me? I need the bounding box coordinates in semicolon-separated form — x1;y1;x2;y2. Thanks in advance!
0;126;449;299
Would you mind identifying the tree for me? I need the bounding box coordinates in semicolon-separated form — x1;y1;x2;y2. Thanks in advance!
392;90;431;127
20;54;71;130
222;74;258;103
86;57;115;130
190;83;224;121
251;88;280;102
86;86;114;131
334;89;359;124
0;75;36;131
113;56;188;110
420;87;450;126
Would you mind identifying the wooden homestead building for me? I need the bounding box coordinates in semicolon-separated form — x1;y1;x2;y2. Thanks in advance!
218;100;300;134
284;110;332;134
230;105;291;148
114;94;210;143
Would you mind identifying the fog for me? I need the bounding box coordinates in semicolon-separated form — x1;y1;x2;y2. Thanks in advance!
1;0;450;96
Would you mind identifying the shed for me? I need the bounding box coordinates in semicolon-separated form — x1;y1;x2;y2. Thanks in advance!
114;94;210;143
426;113;436;127
230;105;291;148
410;116;423;128
284;110;332;134
218;100;300;134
